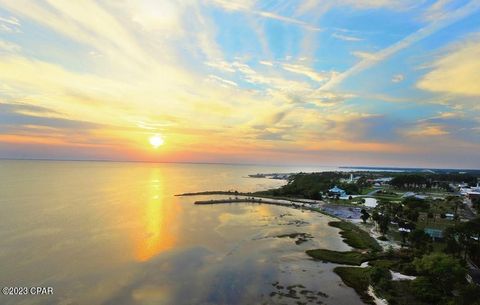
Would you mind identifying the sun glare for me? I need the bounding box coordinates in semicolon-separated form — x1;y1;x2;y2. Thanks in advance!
149;135;164;148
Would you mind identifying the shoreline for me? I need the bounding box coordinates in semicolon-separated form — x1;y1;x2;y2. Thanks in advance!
193;196;324;207
189;192;404;305
177;190;325;204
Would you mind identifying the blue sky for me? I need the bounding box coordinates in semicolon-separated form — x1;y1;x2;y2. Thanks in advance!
0;0;479;168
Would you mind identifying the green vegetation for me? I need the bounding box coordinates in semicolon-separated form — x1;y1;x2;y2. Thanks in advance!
306;249;373;265
444;217;480;262
368;258;399;269
390;174;428;189
258;171;365;199
361;209;370;224
306;216;480;305
408;229;432;256
259;172;347;199
390;173;477;190
414;253;465;294
188;171;480;304
333;251;480;305
329;221;382;251
337;183;360;196
306;221;381;265
176;190;243;196
256;170;480;305
359;187;376;195
376;253;471;305
473;197;480;213
416;214;454;230
194;198;263;205
371;195;400;201
334;267;374;305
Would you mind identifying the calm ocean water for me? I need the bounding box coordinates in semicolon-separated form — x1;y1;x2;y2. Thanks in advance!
0;160;364;305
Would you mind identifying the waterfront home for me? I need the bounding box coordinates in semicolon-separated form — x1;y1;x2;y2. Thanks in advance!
328;186;347;197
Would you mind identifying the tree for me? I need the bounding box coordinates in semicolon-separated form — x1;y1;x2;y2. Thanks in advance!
378;214;390;235
360;209;370;224
414;253;466;294
411;276;441;303
455;283;480;305
403;197;430;212
449;197;465;219
409;229;431;256
263;172;346;199
443;226;462;257
458;217;480;262
369;266;392;290
427;212;434;224
472;197;480;213
390;174;429;189
339;183;360;195
404;208;420;222
398;228;409;246
445;218;480;262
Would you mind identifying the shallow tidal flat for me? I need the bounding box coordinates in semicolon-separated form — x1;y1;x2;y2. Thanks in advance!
185;196;368;305
0;161;365;305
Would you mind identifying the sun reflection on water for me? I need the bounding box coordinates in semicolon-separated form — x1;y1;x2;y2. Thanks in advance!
134;168;181;262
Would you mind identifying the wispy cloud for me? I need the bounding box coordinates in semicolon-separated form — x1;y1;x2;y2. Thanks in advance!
281;63;336;83
0;15;21;32
417;33;480;96
332;32;363;42
206;74;238;88
351;51;378;60
0;0;479;166
296;0;420;17
321;0;480;90
259;60;274;66
208;0;322;31
391;74;405;83
0;39;21;53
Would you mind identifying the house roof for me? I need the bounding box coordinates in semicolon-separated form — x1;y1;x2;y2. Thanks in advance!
329;186;345;193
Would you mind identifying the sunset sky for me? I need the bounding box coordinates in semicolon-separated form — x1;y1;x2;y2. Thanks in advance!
0;0;479;168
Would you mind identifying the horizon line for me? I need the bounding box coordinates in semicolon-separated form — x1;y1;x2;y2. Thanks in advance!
1;157;479;171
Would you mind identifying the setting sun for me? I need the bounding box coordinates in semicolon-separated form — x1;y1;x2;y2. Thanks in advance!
149;135;164;148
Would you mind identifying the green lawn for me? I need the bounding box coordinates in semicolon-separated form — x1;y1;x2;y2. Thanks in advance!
371;194;401;201
360;187;377;195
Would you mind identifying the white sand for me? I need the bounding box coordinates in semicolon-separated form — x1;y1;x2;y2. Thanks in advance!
363;197;378;208
368;286;388;305
391;271;416;281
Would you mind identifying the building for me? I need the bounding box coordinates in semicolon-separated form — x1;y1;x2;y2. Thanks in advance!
424;228;443;239
328;186;347;197
459;184;480;199
374;177;393;184
340;173;358;184
402;192;428;200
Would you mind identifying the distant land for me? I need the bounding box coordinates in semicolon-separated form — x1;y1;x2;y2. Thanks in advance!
341;166;480;174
